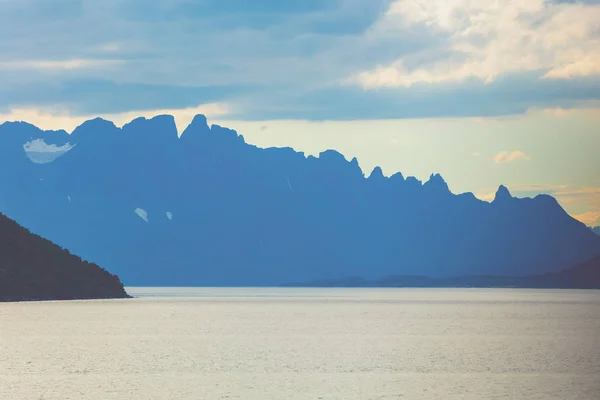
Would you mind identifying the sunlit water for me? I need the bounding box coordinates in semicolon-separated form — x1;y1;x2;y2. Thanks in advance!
1;288;600;399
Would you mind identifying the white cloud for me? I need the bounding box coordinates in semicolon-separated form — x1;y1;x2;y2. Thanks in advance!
93;43;122;53
536;103;600;117
543;55;600;80
0;59;123;70
493;150;531;164
353;0;600;88
0;103;230;135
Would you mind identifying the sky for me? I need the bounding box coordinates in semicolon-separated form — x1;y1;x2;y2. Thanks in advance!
1;0;599;226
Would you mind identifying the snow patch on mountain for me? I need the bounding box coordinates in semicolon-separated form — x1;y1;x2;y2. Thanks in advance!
134;208;148;223
23;139;75;164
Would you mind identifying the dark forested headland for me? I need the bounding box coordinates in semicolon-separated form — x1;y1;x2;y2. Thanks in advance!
0;212;130;302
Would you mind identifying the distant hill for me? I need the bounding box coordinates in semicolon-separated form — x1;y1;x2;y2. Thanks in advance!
592;226;600;236
282;255;600;289
0;114;599;286
0;212;129;302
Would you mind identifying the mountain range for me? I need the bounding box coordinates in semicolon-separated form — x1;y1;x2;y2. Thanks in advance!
282;255;600;289
0;114;599;286
0;211;129;302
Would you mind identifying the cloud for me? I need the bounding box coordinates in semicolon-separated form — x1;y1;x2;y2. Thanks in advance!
543;56;600;80
0;78;248;115
543;186;600;210
572;211;600;227
0;59;123;71
353;0;600;88
537;103;600;117
493;151;531;164
0;0;599;120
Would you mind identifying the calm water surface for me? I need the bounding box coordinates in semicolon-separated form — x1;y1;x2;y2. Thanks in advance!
1;288;599;399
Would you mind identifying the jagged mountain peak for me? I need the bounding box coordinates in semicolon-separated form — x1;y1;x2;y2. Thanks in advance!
318;149;346;161
315;150;363;176
405;176;423;187
210;124;246;144
180;114;211;139
390;172;404;182
493;184;513;203
121;114;179;141
178;115;247;147
123;114;176;128
71;117;118;138
190;113;209;128
533;193;560;205
424;173;450;193
368;166;385;180
0;120;68;138
0;120;40;130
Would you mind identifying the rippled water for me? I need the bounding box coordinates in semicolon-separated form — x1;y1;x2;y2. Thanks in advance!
1;288;599;399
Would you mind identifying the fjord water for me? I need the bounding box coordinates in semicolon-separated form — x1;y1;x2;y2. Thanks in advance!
1;289;599;399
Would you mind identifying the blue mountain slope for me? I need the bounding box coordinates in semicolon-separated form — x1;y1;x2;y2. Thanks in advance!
1;115;599;286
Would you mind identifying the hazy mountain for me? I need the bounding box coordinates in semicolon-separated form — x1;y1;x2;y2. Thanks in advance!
282;255;600;289
592;226;600;236
0;212;129;302
0;114;599;286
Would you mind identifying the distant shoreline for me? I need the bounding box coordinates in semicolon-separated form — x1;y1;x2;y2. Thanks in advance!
280;256;600;290
279;282;600;290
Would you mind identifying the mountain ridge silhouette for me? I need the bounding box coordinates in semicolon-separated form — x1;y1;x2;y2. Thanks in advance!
281;254;600;289
1;114;599;286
